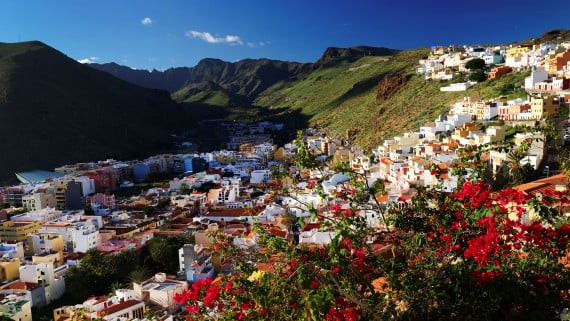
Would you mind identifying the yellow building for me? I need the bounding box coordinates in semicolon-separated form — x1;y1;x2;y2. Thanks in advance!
25;233;65;256
54;184;67;210
53;306;73;321
452;122;480;140
530;94;560;119
32;251;64;268
0;258;21;282
333;148;350;165
506;47;529;58
0;221;42;242
273;147;286;161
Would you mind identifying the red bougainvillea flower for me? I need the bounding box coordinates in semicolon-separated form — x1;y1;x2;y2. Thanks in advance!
186;305;200;313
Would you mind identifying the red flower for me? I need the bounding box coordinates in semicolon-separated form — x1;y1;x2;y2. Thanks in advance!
241;301;254;311
234;311;245;320
186;305;200;313
290;258;297;270
310;280;319;289
342;209;356;217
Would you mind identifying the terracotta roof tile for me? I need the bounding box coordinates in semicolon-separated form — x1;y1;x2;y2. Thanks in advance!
99;300;142;316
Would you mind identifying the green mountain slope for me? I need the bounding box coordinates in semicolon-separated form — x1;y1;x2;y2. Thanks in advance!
0;41;183;182
255;48;529;148
172;81;249;107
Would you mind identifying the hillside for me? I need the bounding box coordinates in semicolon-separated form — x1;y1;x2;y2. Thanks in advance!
313;46;400;68
255;49;529;148
0;41;183;183
529;29;570;44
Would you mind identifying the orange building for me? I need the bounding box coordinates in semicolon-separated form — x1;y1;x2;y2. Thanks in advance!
549;50;570;75
487;66;511;80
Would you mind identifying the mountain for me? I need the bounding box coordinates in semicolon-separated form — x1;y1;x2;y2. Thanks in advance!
314;46;400;68
90;58;311;99
0;41;183;183
88;62;191;92
92;41;532;150
90;46;400;113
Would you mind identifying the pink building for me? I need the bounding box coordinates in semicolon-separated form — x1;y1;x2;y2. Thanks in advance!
88;193;116;209
498;105;510;120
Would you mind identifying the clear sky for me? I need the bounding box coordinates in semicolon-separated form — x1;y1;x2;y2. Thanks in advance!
1;0;569;70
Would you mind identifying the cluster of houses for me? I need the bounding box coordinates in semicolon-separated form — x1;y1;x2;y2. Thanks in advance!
448;94;565;121
0;125;361;320
418;41;570;83
417;42;570;101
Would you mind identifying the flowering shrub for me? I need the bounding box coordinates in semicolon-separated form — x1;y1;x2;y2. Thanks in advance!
174;134;569;321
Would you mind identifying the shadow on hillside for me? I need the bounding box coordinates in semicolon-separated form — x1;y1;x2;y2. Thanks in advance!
327;72;392;108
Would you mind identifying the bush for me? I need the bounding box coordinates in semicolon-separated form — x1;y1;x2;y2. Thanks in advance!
465;58;486;71
469;69;487;82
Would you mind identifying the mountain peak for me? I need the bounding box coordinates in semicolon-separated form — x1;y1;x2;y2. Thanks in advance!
533;29;570;43
315;46;400;68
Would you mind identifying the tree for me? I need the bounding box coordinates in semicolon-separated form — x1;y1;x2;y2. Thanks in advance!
180;183;191;195
468;69;487;82
156;197;171;209
129;267;152;284
65;249;141;301
147;236;187;273
465;58;485;71
84;204;95;215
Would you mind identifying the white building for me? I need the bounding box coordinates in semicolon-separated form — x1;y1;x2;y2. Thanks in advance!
299;225;335;245
10;208;64;223
133;273;188;310
250;170;272;184
321;173;351;195
22;193;56;211
440;81;476;92
39;215;103;252
72;229;100;253
178;244;215;282
73;176;96;197
19;263;66;305
525;70;548;90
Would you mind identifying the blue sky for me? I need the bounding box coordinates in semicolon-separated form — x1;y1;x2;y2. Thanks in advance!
1;0;569;70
